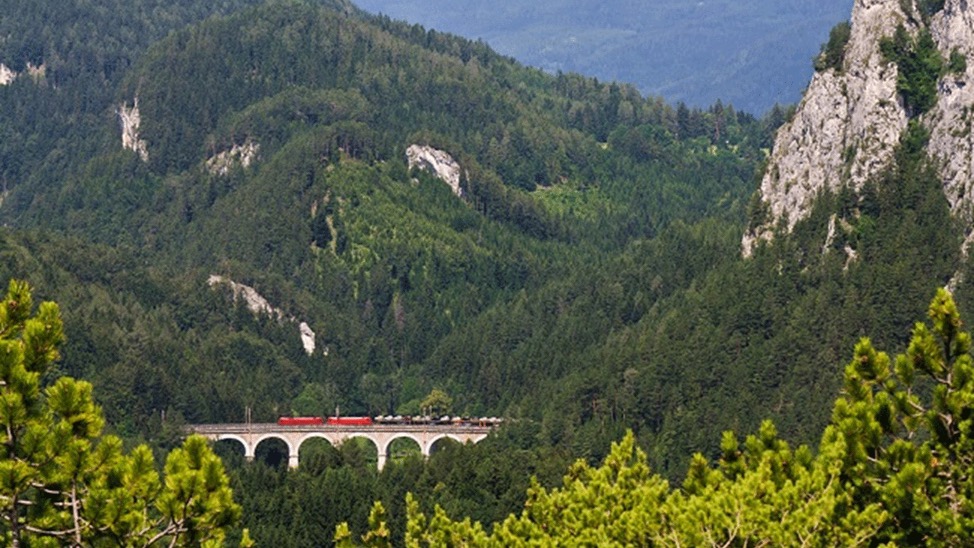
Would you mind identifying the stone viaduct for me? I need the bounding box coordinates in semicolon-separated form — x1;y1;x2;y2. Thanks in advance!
187;422;494;470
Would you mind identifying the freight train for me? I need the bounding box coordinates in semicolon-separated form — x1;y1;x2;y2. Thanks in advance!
276;416;503;426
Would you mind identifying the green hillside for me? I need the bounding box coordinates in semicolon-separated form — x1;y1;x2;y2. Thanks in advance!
2;0;769;432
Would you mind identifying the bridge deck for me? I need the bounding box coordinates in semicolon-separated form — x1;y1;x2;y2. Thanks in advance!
187;423;494;435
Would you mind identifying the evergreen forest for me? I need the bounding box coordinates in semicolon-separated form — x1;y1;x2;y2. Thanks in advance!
1;0;973;544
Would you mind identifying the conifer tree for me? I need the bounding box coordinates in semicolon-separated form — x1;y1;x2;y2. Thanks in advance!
0;279;240;546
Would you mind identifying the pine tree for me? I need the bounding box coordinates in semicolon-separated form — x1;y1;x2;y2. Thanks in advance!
0;279;240;546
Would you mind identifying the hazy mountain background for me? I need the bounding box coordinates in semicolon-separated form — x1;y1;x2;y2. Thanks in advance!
353;0;854;114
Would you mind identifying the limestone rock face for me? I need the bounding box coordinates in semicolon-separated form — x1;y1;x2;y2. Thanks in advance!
406;144;464;198
743;0;912;256
299;322;316;356
927;0;974;220
207;275;317;356
118;99;149;162
0;64;16;85
206;141;260;175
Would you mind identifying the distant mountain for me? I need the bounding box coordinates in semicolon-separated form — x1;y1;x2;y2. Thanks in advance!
353;0;854;114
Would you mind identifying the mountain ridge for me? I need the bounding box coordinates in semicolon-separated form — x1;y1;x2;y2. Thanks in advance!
353;0;854;114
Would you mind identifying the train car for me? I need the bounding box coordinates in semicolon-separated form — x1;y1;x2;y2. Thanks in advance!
278;416;324;426
325;416;373;426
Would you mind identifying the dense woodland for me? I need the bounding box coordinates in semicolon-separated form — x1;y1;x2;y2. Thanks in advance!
0;0;972;544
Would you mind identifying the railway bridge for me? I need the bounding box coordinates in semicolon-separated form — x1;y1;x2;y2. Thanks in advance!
187;422;494;470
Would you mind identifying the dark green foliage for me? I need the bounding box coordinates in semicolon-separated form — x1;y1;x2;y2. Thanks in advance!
949;48;968;75
222;424;571;546
0;0;288;221
918;0;946;18
815;21;852;73
746;191;771;231
880;26;944;117
900;0;946;20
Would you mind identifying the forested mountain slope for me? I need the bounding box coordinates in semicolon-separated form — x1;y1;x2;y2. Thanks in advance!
0;0;770;447
1;0;973;543
0;0;330;212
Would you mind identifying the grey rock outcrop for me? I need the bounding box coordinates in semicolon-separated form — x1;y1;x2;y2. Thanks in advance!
927;0;974;222
206;141;260;175
406;144;465;198
118;98;149;162
743;0;974;258
0;62;45;85
743;0;911;256
0;64;15;85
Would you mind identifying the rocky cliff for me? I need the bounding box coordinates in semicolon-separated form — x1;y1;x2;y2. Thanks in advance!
406;145;465;198
206;141;260;175
118;98;149;162
0;64;15;85
927;0;974;219
743;0;974;257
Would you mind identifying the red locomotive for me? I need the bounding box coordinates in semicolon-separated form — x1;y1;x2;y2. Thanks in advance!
277;416;324;426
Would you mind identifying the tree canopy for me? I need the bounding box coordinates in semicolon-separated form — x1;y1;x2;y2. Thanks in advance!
351;288;974;545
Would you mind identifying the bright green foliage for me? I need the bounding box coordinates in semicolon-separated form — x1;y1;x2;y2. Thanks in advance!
418;389;453;416
831;288;974;545
352;289;974;545
334;522;355;548
668;422;886;546
0;279;240;546
492;433;669;546
361;501;394;547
